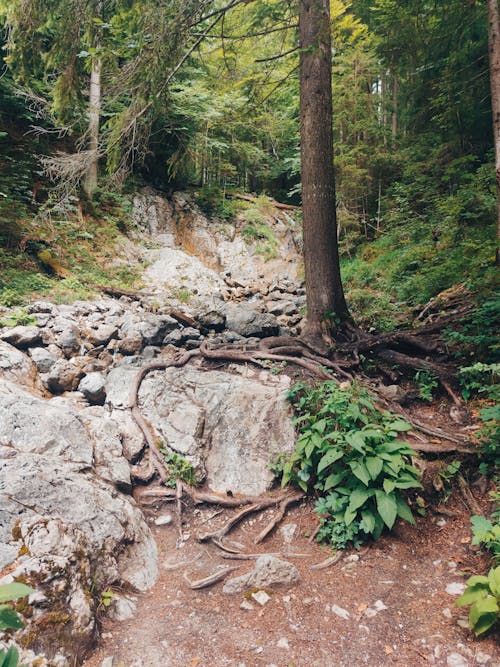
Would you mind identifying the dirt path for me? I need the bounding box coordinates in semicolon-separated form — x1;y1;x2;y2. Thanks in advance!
83;491;499;667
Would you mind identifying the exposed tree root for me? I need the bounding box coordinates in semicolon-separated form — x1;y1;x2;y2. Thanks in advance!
309;553;343;570
182;566;240;590
457;473;483;515
253;492;304;544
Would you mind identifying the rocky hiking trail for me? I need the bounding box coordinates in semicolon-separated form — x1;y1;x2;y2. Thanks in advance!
0;190;498;667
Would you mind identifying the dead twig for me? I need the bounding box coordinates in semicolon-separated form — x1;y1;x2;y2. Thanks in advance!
309;553;343;570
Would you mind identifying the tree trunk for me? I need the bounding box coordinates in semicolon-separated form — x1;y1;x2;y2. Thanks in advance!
299;0;350;343
487;0;500;265
392;74;398;139
82;55;101;199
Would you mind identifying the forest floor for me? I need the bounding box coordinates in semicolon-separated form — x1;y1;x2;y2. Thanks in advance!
83;477;499;667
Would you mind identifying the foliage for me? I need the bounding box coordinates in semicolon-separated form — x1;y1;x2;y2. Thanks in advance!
456;566;500;636
447;301;500;364
281;381;422;549
159;447;196;488
0;582;34;665
471;515;500;566
459;363;500;402
0;309;36;328
414;370;439;403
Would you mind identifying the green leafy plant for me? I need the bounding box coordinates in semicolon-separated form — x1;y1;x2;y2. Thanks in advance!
471;515;500;565
281;382;422;549
456;565;500;636
159;447;196;488
0;309;36;328
98;589;115;612
459;362;500;401
0;582;34;667
414;369;439;402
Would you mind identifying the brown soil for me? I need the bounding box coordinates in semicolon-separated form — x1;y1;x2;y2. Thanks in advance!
83;482;499;667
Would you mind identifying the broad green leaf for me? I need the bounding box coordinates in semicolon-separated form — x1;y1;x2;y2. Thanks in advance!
488;566;500;597
317;447;344;474
375;490;398;529
0;605;24;630
323;470;347;490
346;432;366;453
470;611;498;636
360;509;376;534
349;461;371;486
466;575;490;587
383;478;396;493
348;486;372;512
0;645;20;667
344;506;357;526
396;496;416;525
470;515;493;532
313;419;327;434
456;586;489;607
469;597;499;635
373;513;385;540
387;419;412;432
365;456;383;480
0;582;33;603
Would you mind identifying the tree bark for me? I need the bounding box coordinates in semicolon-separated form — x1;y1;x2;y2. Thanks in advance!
299;0;350;342
488;0;500;265
82;54;101;199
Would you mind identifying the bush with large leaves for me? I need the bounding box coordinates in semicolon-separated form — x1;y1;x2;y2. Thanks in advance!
281;382;422;549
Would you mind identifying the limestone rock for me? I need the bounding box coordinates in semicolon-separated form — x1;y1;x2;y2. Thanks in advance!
138;366;295;494
0;341;42;391
79;372;106;405
45;358;86;393
223;555;300;594
0;325;42;348
29;346;57;373
224;305;279;338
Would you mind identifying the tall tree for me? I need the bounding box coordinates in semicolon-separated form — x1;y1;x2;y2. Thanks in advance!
299;0;350;344
488;0;500;265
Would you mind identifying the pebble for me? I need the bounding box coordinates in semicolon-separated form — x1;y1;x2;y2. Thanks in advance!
330;604;350;620
240;600;254;611
442;607;453;619
154;514;173;526
101;658;114;667
373;600;387;611
279;523;297;543
445;582;466;595
447;653;469;667
252;590;271;606
276;637;290;649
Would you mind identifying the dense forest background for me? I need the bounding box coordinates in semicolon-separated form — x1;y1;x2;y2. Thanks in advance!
0;0;497;332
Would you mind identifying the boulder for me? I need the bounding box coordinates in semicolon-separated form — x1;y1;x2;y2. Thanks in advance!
0;325;42;348
138;366;295;494
29;346;58;373
86;324;119;347
223;555;300;594
45;358;86;393
0;341;42;392
224;305;279;338
79;372;107;405
0;379;157;665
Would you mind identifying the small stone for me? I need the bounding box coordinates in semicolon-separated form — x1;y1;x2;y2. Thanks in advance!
373;600;387;611
456;619;469;629
442;607;453;619
78;372;106;405
251;590;271;606
331;604;350;620
240;600;254;611
447;653;469;667
101;657;114;667
446;582;467;595
437;518;447;527
364;608;378;618
476;652;492;665
279;523;297;544
154;514;173;526
276;637;289;650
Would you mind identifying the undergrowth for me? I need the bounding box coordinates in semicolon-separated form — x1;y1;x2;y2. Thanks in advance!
280;381;422;550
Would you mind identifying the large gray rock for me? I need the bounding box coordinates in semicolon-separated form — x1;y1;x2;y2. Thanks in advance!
0;379;157;664
0;325;42;348
222;555;300;594
224;305;279;338
0;341;42;392
138;366;295;494
45;358;85;393
29;346;58;373
79;372;106;405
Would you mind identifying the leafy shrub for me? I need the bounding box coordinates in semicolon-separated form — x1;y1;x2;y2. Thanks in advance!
0;581;34;667
471;515;500;565
160;447;196;488
414;369;439;402
456;566;500;636
446;301;500;364
281;382;422;549
459;363;500;401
